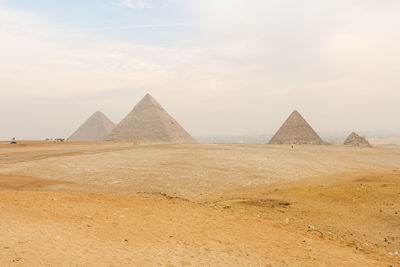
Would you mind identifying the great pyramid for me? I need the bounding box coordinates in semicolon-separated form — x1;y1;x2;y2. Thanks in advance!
344;132;372;147
268;110;326;145
68;111;116;141
106;94;195;142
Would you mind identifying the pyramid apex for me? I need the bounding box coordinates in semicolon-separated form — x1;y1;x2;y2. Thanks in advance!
291;110;301;116
137;93;162;108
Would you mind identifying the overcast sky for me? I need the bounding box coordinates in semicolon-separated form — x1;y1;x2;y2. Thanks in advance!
0;0;399;140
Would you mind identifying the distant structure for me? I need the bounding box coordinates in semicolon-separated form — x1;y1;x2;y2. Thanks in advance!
68;111;116;141
107;94;195;142
344;132;372;147
269;110;326;145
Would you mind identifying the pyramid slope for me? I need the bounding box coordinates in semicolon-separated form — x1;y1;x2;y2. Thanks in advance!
344;132;372;147
69;111;116;141
269;110;326;145
107;94;195;142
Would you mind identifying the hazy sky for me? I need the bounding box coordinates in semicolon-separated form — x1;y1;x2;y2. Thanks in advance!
0;0;399;140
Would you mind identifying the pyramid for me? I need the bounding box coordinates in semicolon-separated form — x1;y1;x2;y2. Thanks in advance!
68;111;116;141
344;132;372;147
268;110;326;145
106;94;195;142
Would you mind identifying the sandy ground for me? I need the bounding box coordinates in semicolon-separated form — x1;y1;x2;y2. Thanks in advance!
0;141;399;266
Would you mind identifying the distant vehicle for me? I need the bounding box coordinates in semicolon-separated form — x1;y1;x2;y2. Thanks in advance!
10;137;17;144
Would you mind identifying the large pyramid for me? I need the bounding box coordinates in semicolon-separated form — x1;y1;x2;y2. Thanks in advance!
269;110;326;145
106;94;195;142
344;132;372;147
68;111;116;141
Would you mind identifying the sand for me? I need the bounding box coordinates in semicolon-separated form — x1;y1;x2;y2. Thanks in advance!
0;141;399;266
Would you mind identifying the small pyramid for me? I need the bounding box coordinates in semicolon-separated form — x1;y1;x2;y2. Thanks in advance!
344;132;372;147
68;111;116;141
106;94;195;142
269;110;326;145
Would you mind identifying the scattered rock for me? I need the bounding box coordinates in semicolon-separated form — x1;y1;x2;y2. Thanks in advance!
12;257;21;262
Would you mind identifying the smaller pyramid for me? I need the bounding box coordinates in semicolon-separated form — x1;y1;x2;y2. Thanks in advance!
106;94;195;142
344;132;372;147
269;110;326;145
68;111;116;141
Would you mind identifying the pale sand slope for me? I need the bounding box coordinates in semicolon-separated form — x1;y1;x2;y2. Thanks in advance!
0;190;397;266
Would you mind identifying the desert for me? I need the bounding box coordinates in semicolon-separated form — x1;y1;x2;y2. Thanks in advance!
0;141;399;266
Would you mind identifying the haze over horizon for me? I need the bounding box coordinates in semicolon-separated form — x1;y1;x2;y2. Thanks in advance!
1;0;399;140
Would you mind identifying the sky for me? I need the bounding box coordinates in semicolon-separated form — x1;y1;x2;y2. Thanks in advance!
0;0;399;140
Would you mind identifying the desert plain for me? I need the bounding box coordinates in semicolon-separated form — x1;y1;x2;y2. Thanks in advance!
0;141;399;266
